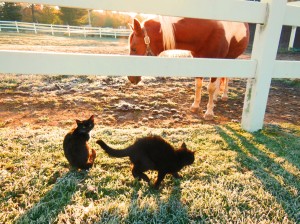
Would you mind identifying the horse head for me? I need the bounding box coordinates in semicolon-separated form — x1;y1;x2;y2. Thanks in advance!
128;18;164;84
127;19;145;85
129;19;148;56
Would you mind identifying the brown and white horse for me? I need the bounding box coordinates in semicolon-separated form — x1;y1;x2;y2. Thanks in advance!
128;16;249;120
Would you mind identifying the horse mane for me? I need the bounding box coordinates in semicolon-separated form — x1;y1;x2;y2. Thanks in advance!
158;16;177;50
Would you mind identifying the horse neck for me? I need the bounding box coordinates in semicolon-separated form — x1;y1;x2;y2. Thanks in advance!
158;16;176;50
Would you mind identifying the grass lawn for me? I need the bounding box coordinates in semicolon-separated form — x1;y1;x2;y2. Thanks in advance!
0;123;299;223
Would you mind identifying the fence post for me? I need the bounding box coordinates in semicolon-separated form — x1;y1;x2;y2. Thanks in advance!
99;28;102;38
15;21;19;33
288;26;297;51
68;25;70;37
241;0;287;132
33;23;37;34
84;27;86;38
51;24;54;35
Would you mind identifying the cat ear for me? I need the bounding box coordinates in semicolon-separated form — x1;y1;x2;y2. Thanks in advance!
89;115;94;121
76;119;81;125
181;142;187;149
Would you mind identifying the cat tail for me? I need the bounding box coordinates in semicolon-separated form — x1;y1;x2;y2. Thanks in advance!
96;140;131;158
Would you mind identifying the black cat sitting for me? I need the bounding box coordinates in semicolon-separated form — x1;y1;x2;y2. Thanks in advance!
96;135;194;189
63;115;96;170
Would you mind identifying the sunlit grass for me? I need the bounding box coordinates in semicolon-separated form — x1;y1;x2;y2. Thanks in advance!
0;123;299;223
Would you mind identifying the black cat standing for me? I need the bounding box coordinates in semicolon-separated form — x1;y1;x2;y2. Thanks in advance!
63;115;96;170
97;136;195;189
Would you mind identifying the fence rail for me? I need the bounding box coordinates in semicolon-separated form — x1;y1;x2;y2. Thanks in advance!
0;0;300;132
0;21;131;38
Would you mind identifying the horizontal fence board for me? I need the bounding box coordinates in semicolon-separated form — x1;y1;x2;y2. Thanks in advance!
273;60;300;78
284;3;300;27
0;50;256;78
4;0;266;24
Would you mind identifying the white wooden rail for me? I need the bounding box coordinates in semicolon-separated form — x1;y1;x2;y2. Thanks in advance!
0;0;300;132
0;21;131;38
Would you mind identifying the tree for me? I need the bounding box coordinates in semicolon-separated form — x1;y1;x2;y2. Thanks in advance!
91;11;133;28
59;7;86;25
37;6;62;24
21;4;41;23
21;4;34;22
0;3;22;21
31;4;35;22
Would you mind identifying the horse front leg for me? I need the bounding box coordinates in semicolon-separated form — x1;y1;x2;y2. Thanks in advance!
190;77;203;113
204;78;217;120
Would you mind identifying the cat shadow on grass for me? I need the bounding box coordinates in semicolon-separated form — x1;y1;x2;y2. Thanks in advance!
124;178;190;223
15;170;88;224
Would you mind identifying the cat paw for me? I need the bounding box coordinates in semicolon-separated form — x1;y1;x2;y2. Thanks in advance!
153;184;160;190
172;173;182;179
152;181;162;190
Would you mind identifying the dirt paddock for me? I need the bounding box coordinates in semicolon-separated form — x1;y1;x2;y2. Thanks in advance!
0;33;299;129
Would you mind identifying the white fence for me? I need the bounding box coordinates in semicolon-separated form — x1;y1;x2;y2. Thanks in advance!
0;20;131;38
0;0;300;132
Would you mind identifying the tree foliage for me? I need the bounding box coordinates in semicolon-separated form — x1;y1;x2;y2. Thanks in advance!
0;3;22;21
38;6;62;24
59;7;87;26
0;3;146;28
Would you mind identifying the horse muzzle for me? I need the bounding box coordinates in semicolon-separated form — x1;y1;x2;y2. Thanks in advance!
128;76;142;85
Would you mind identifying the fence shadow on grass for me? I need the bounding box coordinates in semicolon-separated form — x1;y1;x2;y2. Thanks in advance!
124;179;189;223
15;170;88;223
216;125;300;223
252;124;300;171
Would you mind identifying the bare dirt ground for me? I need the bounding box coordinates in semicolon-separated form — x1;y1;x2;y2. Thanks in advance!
0;33;299;129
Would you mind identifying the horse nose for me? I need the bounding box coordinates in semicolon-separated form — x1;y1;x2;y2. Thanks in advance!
127;76;141;85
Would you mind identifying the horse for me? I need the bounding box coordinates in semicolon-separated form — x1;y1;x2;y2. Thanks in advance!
128;16;249;120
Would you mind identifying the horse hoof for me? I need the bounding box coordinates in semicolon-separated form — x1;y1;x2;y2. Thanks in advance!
221;96;228;101
190;106;200;113
203;113;214;120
